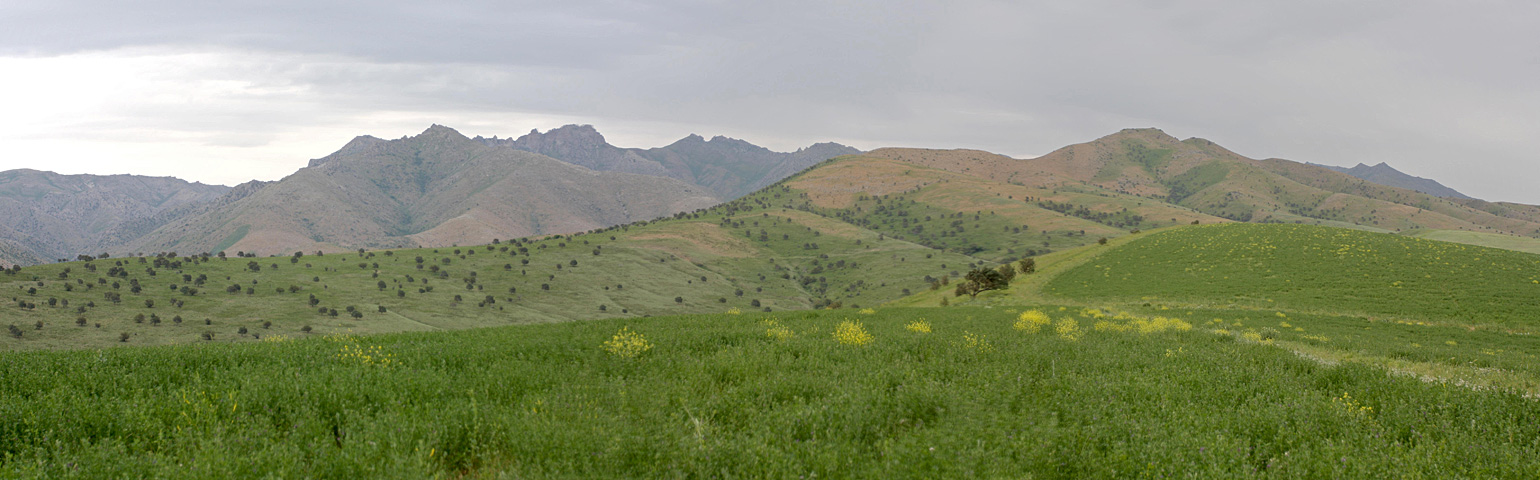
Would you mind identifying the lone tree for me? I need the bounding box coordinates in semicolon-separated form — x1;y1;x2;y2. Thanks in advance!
956;268;1008;299
1017;258;1037;275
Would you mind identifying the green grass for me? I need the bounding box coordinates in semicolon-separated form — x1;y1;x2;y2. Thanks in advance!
1046;223;1540;326
1405;229;1540;255
6;307;1540;478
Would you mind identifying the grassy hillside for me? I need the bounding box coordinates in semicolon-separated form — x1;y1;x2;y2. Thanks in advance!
1404;229;1540;255
906;222;1540;397
1;181;993;350
1045;223;1540;325
8;147;1221;351
783;154;1222;264
5;307;1540;478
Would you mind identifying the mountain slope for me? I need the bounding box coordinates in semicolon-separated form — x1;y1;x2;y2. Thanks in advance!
0;170;230;265
478;124;860;199
1013;129;1540;237
128;125;720;256
1310;162;1470;199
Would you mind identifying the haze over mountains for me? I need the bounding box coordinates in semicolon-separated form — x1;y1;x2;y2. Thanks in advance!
0;125;858;266
1309;162;1471;199
476;124;861;199
0;170;230;265
127;125;721;257
1;125;1537;268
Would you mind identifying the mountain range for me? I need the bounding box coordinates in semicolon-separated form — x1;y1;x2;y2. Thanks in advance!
1309;161;1471;199
0;170;230;265
0;125;858;266
2;125;1537;268
476;124;861;199
125;125;721;257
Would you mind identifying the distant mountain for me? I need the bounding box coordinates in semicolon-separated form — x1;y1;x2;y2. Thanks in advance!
842;128;1540;239
1308;162;1471;199
477;125;860;199
128;125;720;256
0;170;230;266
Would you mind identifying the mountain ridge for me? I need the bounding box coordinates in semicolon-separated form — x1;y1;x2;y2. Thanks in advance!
476;124;862;199
1306;161;1471;199
0;169;231;265
125;125;719;256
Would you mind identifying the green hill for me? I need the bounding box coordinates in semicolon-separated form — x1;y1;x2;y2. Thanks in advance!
1403;229;1540;255
1045;223;1540;325
1;179;992;350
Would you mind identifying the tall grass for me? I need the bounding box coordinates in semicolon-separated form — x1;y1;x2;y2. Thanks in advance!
4;307;1539;478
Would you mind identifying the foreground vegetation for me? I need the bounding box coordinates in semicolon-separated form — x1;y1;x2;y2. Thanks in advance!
6;307;1540;478
8;220;1540;477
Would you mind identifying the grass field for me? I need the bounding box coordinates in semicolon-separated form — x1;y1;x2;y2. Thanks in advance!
1404;229;1540;255
6;307;1540;478
1045;223;1540;326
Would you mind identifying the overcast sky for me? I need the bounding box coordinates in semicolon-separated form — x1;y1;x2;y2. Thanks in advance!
1;1;1536;202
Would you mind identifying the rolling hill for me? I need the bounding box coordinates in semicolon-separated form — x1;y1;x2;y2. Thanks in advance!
0;179;986;349
1045;223;1540;325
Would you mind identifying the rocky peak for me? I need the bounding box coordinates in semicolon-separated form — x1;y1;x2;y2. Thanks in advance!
512;124;610;150
417;124;468;141
1106;127;1181;144
310;135;386;167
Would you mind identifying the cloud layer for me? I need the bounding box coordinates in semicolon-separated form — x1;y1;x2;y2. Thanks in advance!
1;1;1535;202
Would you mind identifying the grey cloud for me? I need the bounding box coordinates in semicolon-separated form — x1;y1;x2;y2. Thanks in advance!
1;0;1536;202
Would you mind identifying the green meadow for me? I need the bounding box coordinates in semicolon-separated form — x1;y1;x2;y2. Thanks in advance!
6;219;1540;477
1046;223;1540;325
6;308;1540;478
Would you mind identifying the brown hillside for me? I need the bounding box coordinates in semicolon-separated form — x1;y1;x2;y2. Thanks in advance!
128;125;720;256
0;170;230;264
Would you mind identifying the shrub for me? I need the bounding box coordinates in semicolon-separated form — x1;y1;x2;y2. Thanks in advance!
832;321;873;346
1014;310;1050;333
905;320;932;333
602;327;653;359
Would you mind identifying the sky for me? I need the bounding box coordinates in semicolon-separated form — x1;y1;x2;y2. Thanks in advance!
1;1;1536;203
